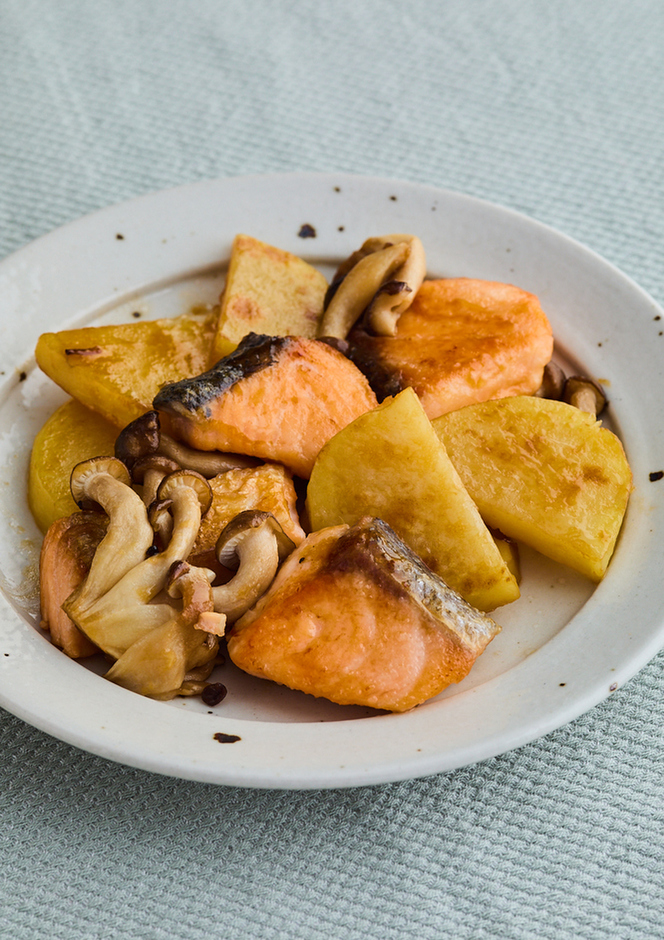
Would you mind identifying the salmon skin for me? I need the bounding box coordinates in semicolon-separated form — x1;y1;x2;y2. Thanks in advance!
228;516;501;712
153;332;287;418
153;333;378;478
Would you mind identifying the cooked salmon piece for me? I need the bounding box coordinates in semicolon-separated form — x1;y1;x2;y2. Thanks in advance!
348;278;554;418
227;517;501;712
39;512;108;658
189;463;306;564
153;333;378;479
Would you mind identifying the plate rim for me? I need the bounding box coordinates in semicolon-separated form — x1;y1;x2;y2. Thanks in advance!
1;171;663;789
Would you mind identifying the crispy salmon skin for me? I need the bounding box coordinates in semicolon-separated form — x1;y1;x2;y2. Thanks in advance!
153;333;378;478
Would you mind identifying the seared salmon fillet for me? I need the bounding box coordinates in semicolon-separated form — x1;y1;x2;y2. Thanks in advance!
227;517;501;712
348;278;553;418
153;333;378;478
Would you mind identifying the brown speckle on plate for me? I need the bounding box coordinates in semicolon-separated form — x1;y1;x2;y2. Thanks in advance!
298;223;316;238
213;732;241;743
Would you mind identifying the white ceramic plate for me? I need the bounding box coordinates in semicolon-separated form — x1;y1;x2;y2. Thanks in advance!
1;173;663;789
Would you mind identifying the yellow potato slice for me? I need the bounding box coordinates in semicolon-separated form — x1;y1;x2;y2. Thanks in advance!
29;398;118;532
35;309;227;430
433;396;632;580
214;234;328;357
306;387;519;611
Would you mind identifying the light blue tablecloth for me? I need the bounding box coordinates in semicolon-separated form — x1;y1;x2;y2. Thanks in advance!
1;2;663;937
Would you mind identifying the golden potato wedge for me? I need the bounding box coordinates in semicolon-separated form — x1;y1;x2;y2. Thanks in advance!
306;387;519;611
28;398;118;532
35;309;224;430
213;234;328;358
433;395;632;580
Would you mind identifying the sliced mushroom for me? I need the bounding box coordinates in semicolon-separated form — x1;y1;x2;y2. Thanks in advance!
534;361;566;400
65;456;155;615
365;236;426;335
104;610;218;700
158;431;259;476
65;469;213;659
317;235;426;339
212;510;296;623
115;410;258;478
563;375;607;415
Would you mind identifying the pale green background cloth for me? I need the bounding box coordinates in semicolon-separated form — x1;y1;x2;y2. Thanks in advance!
1;1;663;937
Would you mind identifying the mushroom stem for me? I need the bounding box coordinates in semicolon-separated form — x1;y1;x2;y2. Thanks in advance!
366;236;426;335
317;241;409;340
106;559;221;699
573;387;600;413
212;511;296;624
115;410;259;479
105;612;218;700
148;498;174;549
166;560;226;635
563;375;607;416
534;361;566;400
65;457;155;614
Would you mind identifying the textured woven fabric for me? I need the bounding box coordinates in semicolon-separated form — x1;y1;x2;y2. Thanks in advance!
1;1;664;937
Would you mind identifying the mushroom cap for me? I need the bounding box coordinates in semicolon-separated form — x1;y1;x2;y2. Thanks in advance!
317;239;410;340
318;336;351;356
165;559;190;595
215;510;295;569
563;375;607;414
115;411;160;470
147;497;173;527
157;468;213;515
165;559;215;598
70;456;132;510
131;454;180;484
